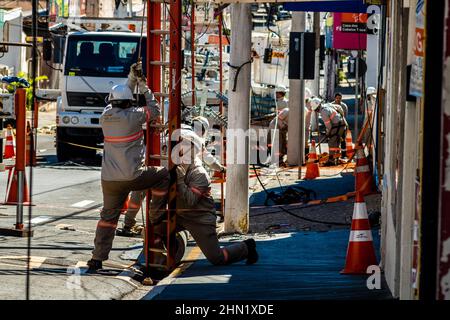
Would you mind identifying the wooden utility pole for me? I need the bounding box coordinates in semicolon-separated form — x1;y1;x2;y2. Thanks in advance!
287;12;306;167
224;4;252;233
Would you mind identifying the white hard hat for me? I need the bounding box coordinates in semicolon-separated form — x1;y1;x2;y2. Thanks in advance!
192;116;210;136
275;85;287;93
366;87;377;96
310;97;322;111
108;84;134;102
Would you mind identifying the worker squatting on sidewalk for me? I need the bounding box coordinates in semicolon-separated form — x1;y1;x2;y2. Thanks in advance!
88;63;258;272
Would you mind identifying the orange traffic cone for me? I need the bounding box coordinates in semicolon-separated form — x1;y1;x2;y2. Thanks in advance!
3;126;15;159
341;192;377;274
345;130;354;159
354;145;375;196
4;167;30;205
305;140;320;180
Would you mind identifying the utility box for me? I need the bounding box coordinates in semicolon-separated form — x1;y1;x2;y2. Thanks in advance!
0;93;15;119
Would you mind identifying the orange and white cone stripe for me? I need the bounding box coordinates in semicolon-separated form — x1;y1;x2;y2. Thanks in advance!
354;146;375;196
346;130;354;159
341;193;377;275
3;128;15;159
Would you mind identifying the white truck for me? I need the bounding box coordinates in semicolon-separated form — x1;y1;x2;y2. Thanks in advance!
55;23;147;161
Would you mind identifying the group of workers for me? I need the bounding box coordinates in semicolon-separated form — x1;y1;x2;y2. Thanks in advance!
269;84;376;166
87;62;258;274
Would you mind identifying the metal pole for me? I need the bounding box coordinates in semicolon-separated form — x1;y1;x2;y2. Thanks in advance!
298;33;305;179
355;51;360;140
218;13;225;216
0;118;3;168
191;0;196;107
167;0;182;268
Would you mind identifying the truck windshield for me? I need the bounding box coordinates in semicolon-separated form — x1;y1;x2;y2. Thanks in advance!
64;35;146;77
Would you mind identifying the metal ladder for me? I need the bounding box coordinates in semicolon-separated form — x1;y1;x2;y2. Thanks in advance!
144;0;182;274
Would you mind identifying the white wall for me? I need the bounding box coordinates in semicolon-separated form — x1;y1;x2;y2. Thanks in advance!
0;9;27;76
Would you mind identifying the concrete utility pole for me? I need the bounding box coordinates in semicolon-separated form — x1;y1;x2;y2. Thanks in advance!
287;12;306;167
224;4;252;234
312;12;321;97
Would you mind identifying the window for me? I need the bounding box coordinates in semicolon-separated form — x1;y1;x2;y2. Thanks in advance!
64;34;146;78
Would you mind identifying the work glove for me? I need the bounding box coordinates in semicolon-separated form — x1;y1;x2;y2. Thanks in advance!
176;165;187;185
138;77;149;94
131;61;143;78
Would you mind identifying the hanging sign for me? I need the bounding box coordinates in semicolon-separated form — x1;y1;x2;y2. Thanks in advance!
409;0;426;98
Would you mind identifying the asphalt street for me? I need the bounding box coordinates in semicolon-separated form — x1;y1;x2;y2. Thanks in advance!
0;128;151;300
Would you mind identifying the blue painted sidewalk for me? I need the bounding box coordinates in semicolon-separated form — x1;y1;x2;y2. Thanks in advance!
146;229;392;300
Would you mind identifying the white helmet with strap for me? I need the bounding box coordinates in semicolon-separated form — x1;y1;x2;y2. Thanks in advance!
108;84;134;102
310;97;322;111
366;87;377;96
275;85;287;93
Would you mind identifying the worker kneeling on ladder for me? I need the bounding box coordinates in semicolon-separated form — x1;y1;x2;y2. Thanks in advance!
87;62;169;272
172;129;258;266
310;97;347;166
116;115;226;236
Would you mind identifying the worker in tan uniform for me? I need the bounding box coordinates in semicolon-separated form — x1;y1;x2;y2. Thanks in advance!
173;129;258;265
116;116;226;237
310;97;347;166
331;92;349;158
268;108;289;165
87;62;168;272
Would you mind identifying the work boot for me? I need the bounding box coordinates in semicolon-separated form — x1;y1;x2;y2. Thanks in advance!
86;259;102;273
244;239;259;265
116;226;140;237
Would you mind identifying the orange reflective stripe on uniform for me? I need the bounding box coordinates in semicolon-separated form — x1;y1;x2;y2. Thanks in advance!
104;130;144;143
222;248;229;263
145;109;151;123
329;111;337;122
152;188;168;197
190;186;212;197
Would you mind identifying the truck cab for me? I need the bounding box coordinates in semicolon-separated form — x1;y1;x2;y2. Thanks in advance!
57;31;146;161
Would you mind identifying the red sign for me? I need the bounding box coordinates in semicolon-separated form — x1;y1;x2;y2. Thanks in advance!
207;35;230;46
333;12;367;50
